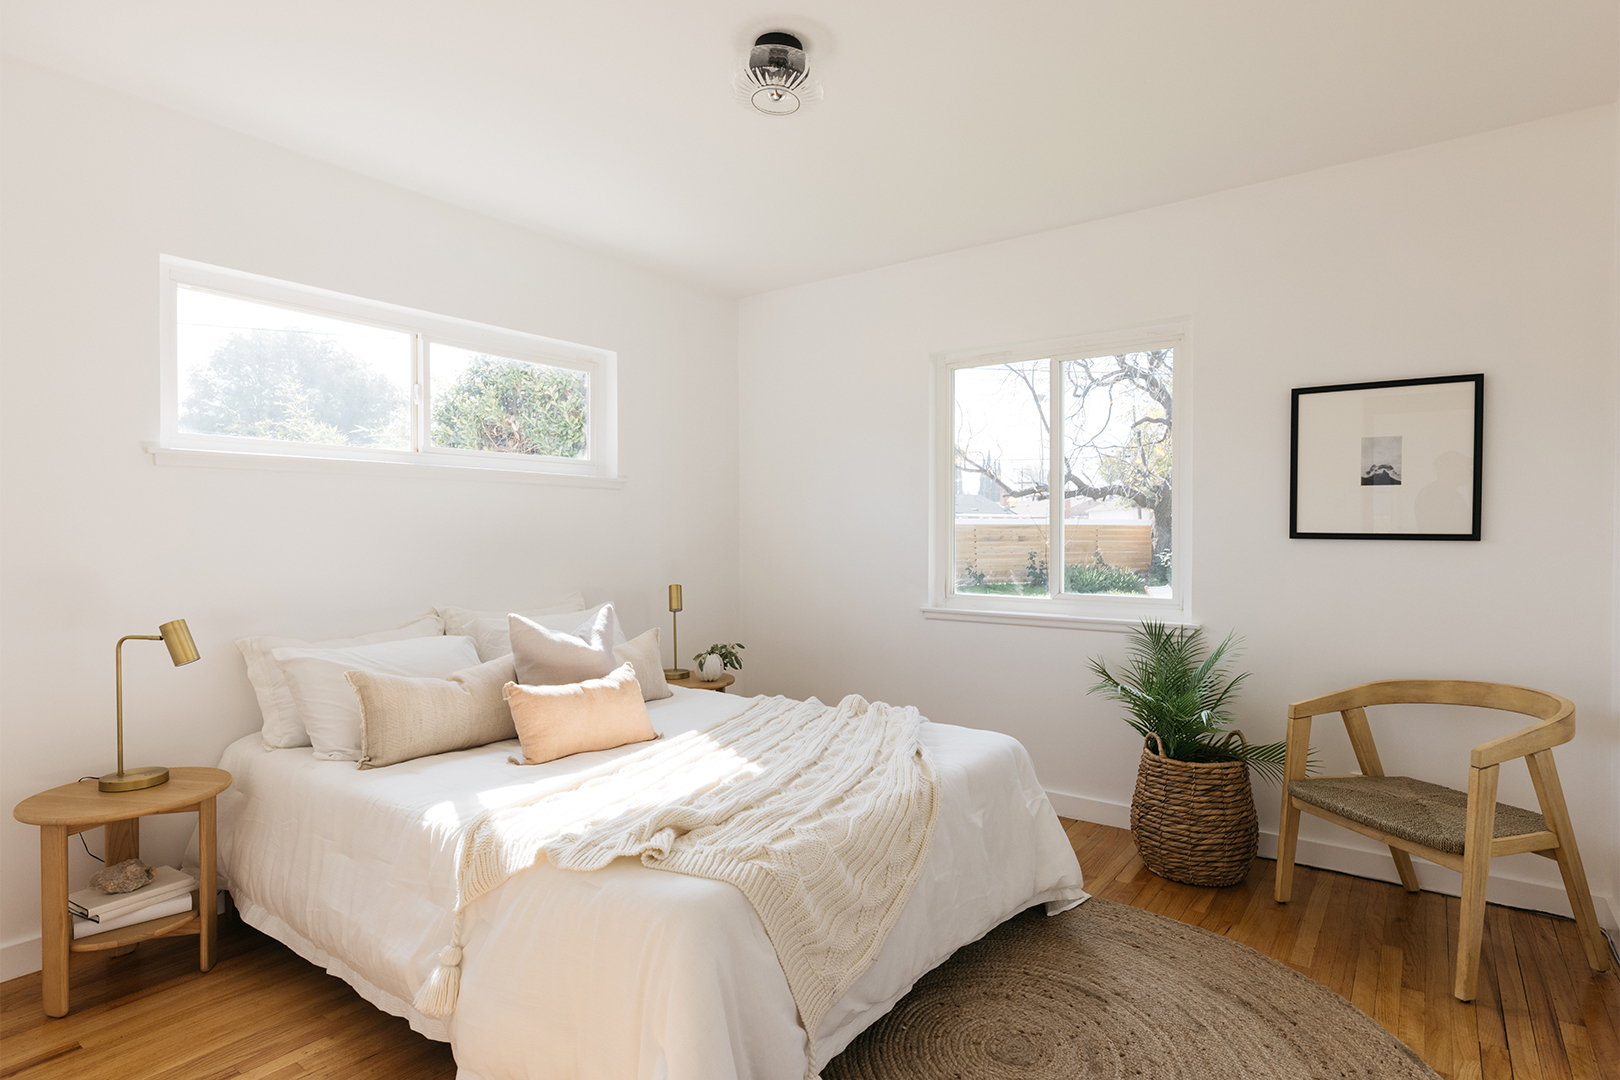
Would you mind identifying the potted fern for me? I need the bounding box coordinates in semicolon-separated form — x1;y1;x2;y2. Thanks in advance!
1088;621;1286;887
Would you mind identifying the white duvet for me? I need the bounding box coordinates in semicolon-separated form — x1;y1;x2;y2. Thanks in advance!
209;687;1086;1080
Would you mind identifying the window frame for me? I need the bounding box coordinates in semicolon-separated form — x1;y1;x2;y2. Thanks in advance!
156;256;618;481
927;321;1192;629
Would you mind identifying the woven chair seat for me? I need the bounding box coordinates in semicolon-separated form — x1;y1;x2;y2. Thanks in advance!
1287;775;1546;855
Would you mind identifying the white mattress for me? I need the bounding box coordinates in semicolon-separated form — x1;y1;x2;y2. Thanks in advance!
210;687;1086;1080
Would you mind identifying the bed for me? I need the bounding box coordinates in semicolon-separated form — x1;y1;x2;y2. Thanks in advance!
208;685;1087;1080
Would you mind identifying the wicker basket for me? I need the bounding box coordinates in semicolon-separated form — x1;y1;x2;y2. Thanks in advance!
1129;734;1259;888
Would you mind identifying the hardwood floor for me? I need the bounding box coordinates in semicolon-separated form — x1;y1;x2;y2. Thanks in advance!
2;821;1614;1079
1063;819;1619;1080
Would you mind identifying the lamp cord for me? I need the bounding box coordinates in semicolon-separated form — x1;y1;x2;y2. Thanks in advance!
75;777;106;862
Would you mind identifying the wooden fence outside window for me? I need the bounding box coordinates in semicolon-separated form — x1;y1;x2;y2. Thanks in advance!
955;521;1153;583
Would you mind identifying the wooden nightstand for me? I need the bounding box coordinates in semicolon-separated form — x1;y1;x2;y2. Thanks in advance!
13;767;232;1017
667;672;735;692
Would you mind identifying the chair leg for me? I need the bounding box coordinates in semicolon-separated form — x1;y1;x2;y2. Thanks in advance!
1455;764;1499;1001
1275;797;1301;903
1526;750;1610;973
1275;713;1312;904
1390;848;1421;892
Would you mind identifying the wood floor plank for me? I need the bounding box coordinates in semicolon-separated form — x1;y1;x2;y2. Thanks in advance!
1559;1021;1600;1080
1552;920;1619;1080
1510;910;1574;1080
4;818;1614;1080
1422;891;1458;1080
1490;905;1547;1080
1354;879;1390;1019
1448;895;1488;1080
1400;986;1428;1062
1288;870;1335;970
1320;874;1369;1001
1475;904;1513;1058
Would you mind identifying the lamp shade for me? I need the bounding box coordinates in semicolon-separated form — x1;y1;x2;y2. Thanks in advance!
668;584;683;613
158;619;200;666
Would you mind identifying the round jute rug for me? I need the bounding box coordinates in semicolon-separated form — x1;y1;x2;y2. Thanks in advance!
821;898;1438;1080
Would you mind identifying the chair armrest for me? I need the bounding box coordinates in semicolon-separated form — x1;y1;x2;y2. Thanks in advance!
1471;713;1574;768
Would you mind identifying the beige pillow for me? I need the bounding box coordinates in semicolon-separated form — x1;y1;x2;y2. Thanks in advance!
504;663;657;766
346;655;518;769
613;628;672;702
511;604;620;686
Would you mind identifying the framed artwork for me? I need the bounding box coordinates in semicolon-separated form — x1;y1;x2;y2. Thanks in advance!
1290;374;1483;540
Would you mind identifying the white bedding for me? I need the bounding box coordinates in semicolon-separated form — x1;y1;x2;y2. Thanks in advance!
210;687;1086;1080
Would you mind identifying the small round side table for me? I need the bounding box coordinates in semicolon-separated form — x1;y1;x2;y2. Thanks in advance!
13;767;232;1017
666;672;735;693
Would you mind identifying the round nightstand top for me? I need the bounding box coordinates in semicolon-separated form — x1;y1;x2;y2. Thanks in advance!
14;767;232;827
668;672;736;691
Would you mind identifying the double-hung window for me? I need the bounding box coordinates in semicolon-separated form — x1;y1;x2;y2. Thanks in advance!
156;256;617;481
930;324;1188;626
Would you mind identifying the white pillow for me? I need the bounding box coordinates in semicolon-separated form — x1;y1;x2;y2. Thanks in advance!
272;635;482;761
238;612;445;749
437;592;586;642
469;600;627;662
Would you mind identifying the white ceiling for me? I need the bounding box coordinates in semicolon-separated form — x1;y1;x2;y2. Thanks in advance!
3;1;1615;296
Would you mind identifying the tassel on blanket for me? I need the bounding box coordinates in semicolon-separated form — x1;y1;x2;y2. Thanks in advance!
414;915;466;1018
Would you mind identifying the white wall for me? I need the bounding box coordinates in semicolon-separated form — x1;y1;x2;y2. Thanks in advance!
0;61;740;977
739;107;1620;929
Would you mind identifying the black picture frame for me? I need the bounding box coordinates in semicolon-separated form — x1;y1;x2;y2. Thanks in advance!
1290;373;1483;540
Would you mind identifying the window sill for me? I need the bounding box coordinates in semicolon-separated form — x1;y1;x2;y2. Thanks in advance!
143;443;627;488
919;605;1198;633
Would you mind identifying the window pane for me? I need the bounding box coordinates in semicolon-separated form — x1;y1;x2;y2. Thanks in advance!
177;287;412;449
953;359;1051;596
430;344;589;459
1059;350;1173;597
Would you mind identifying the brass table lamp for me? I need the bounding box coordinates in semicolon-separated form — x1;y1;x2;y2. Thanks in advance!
663;585;690;680
100;619;200;792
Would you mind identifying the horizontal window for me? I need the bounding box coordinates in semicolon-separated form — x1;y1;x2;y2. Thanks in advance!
158;257;617;480
932;326;1187;623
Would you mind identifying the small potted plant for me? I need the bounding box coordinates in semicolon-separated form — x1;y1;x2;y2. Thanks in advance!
693;642;744;683
1088;621;1287;888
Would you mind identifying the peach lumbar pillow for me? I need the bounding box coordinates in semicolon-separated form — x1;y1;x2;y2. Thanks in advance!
504;662;658;765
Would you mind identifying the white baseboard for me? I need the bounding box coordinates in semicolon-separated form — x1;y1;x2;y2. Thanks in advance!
1;934;39;983
1045;789;1132;829
1046;788;1620;934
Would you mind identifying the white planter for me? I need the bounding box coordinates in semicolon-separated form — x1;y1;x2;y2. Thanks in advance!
698;654;727;682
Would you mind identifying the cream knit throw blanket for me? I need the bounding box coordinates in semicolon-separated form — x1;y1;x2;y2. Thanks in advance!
414;693;939;1065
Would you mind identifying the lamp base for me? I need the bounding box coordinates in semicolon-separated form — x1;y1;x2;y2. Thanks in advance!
663;668;691;679
98;766;170;793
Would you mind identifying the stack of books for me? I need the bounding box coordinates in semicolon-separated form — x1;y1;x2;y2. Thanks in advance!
69;865;195;939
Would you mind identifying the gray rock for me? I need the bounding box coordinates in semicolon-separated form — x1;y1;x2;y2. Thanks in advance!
89;858;154;894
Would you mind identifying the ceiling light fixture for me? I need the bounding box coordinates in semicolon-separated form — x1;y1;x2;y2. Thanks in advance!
734;32;821;116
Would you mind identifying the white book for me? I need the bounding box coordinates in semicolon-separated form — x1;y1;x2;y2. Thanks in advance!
71;893;193;939
68;866;196;921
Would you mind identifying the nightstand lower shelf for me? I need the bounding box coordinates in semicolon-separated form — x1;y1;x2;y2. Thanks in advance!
71;905;200;952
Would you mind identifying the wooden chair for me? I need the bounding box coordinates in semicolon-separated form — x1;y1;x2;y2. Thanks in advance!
1273;680;1608;1001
